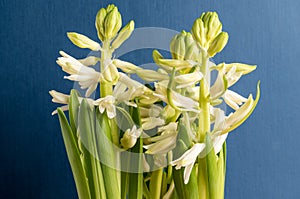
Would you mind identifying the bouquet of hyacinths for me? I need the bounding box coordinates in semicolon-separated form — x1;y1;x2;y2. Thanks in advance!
50;4;260;199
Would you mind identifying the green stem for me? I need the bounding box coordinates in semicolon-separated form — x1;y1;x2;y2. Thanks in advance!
100;40;113;97
198;51;210;199
150;168;164;199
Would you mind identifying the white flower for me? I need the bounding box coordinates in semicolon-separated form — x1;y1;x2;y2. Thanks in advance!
67;32;101;51
139;104;163;118
170;143;205;184
223;90;247;110
56;51;101;97
49;90;94;115
143;122;178;154
154;81;199;113
211;108;228;154
225;65;242;87
224;94;255;131
174;71;203;89
136;69;169;82
94;95;116;119
141;117;165;130
120;125;142;149
49;90;69;115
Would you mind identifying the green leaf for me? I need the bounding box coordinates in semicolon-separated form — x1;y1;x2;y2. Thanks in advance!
57;108;91;199
128;104;143;199
69;89;80;133
172;140;199;199
95;110;121;199
205;134;225;199
78;99;106;199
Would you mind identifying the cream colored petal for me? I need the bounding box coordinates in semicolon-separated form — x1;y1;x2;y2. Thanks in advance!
183;163;194;184
49;90;69;104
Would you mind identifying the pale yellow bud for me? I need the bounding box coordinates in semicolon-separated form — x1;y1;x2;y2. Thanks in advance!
95;4;122;41
104;7;121;39
206;12;222;42
102;62;120;84
191;18;206;48
95;8;107;41
192;11;225;52
121;126;142;149
113;59;140;73
67;32;101;51
111;20;135;49
207;32;229;57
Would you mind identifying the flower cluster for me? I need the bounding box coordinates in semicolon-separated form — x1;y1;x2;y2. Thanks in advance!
50;4;260;199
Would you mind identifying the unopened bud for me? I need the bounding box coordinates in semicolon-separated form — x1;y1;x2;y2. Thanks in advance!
67;32;101;51
95;4;122;41
102;62;120;84
207;32;228;57
111;20;134;49
120;126;142;149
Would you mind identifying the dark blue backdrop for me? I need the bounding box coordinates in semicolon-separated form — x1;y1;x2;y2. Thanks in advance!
1;0;299;198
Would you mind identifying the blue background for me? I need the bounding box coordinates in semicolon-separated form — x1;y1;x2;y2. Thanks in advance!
1;0;299;198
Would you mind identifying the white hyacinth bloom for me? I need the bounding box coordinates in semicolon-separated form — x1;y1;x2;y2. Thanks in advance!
174;71;203;89
57;51;101;97
170;143;205;184
120;125;142;149
224;94;254;130
94;95;116;119
141;117;165;130
144;122;178;154
223;90;247;110
154;81;199;113
226;65;242;87
49;90;94;115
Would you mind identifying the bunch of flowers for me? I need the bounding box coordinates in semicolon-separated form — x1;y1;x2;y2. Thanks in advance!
50;4;260;199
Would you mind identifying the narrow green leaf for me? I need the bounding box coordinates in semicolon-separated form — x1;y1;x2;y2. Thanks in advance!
78;100;106;199
57;108;91;199
128;104;143;199
205;134;221;199
173;140;199;199
96;111;121;199
69;89;80;133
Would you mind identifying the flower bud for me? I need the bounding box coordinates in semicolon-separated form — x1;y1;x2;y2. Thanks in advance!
120;126;142;149
191;18;206;48
67;32;101;51
170;31;199;61
95;8;107;41
206;12;222;42
192;12;224;51
113;59;140;73
95;4;122;41
207;32;228;57
111;20;134;49
102;61;120;84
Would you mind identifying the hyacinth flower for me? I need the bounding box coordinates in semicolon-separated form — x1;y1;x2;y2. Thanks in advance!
50;4;260;199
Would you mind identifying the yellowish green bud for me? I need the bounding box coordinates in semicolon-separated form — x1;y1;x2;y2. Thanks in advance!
120;126;142;149
111;20;135;49
225;63;256;75
95;8;107;41
95;4;122;41
67;32;101;51
104;7;122;40
113;59;140;73
191;18;206;48
207;32;229;57
170;31;199;61
206;12;222;42
102;62;120;84
192;11;224;51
